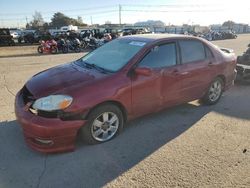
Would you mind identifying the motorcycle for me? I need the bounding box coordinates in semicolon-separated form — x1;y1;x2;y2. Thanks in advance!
57;38;68;53
65;38;81;53
37;40;58;54
83;37;105;49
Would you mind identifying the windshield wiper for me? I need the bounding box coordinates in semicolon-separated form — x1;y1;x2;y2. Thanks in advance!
83;62;111;74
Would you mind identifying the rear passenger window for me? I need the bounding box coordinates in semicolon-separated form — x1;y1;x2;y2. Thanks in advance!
139;43;177;68
179;40;205;64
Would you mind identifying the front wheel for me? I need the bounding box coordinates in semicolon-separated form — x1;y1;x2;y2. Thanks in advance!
37;46;43;53
62;46;68;53
80;104;124;144
202;77;224;105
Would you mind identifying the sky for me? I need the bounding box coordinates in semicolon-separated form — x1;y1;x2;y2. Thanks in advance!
0;0;250;28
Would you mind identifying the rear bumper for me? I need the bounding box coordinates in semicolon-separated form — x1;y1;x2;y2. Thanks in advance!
15;91;86;153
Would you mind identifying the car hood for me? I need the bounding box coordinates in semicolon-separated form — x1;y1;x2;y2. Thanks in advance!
25;62;103;98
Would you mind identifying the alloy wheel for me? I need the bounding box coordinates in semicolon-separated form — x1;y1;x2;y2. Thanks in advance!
208;80;222;102
91;112;119;142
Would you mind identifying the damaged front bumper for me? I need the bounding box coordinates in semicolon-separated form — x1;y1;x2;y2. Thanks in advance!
15;90;86;153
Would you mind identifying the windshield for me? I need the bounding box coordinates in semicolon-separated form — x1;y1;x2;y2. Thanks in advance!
80;38;147;72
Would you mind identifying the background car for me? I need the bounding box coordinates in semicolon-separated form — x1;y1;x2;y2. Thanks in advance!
0;28;15;46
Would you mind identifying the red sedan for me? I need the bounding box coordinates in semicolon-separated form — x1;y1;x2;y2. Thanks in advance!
15;34;236;153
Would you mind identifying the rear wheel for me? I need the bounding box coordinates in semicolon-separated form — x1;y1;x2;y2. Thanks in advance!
51;46;58;54
80;104;124;144
81;41;87;49
202;77;224;105
74;46;81;53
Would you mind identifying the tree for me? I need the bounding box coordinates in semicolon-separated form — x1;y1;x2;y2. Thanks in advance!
50;12;87;28
43;22;50;31
222;20;235;29
30;11;44;29
51;12;71;28
26;23;31;29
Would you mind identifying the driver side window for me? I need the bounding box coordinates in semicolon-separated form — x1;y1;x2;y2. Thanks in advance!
139;43;177;68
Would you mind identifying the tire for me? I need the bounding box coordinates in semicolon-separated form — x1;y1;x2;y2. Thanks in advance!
202;77;224;105
74;47;81;53
37;46;43;54
10;40;15;46
62;46;68;53
51;46;58;54
80;104;124;145
81;41;87;49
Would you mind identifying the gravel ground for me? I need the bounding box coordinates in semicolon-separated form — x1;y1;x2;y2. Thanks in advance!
0;34;249;188
212;34;250;56
0;45;38;58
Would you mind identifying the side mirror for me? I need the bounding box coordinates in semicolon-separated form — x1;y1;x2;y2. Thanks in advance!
134;67;152;76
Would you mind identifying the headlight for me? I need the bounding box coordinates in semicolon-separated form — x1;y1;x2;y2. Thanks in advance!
32;95;73;111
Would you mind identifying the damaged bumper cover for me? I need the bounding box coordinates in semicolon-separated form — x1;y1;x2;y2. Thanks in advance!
15;91;86;153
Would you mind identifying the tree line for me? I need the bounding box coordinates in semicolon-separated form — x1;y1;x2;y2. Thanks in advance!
26;11;87;30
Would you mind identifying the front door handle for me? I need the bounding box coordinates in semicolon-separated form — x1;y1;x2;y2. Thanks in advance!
170;69;189;76
208;62;214;66
180;71;189;75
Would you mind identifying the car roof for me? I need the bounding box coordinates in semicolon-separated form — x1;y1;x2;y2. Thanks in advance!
122;33;197;42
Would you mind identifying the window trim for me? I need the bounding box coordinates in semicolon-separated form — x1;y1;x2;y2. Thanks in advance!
177;39;207;64
136;41;179;69
204;44;215;59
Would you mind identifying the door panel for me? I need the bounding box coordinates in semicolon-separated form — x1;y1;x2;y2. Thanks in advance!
131;69;162;117
131;42;182;117
178;60;211;102
162;65;184;106
178;40;212;102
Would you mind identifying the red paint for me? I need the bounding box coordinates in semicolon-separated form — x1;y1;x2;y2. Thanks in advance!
15;34;236;153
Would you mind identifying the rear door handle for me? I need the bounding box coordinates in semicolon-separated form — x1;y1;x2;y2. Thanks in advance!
171;69;179;75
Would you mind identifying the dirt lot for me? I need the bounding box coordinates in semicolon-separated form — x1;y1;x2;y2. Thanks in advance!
0;34;249;188
0;45;38;58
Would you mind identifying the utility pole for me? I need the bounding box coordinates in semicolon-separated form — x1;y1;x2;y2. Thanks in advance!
119;4;121;25
25;16;29;28
90;16;93;25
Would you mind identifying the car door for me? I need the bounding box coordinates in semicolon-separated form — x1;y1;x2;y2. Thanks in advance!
177;39;211;102
159;42;184;107
131;43;180;117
